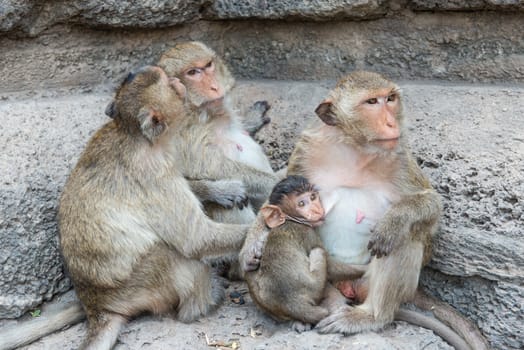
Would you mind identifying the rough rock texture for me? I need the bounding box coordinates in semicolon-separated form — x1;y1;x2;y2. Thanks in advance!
1;12;523;95
1;80;522;349
0;0;206;35
2;0;524;36
205;0;389;20
3;287;455;350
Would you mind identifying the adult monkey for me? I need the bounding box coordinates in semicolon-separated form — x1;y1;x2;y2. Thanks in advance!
0;66;249;350
157;41;277;224
240;71;489;350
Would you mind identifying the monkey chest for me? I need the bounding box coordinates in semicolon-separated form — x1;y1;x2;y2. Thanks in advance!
318;188;391;264
218;129;272;172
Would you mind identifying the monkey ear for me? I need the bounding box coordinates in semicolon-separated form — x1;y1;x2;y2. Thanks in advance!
315;100;338;126
261;205;286;229
105;101;117;119
169;77;186;98
139;108;166;143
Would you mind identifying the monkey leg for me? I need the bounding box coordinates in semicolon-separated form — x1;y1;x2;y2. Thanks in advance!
174;259;225;323
317;241;423;335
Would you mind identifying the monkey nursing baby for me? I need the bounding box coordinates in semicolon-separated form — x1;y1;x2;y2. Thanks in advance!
245;175;367;330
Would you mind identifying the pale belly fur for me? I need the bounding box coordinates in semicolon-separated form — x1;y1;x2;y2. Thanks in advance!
221;129;273;172
318;187;391;264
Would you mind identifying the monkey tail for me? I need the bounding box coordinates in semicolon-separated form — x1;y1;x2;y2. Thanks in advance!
395;309;471;350
0;301;85;350
412;290;490;350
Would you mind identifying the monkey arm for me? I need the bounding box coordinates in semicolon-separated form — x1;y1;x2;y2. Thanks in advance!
367;188;442;259
188;179;249;209
326;257;367;282
183;144;278;197
153;181;250;260
238;213;270;274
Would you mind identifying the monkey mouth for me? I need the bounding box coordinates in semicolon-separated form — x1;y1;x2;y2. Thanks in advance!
310;216;326;227
373;137;400;148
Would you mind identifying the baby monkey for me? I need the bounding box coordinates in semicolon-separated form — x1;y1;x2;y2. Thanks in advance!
245;176;364;330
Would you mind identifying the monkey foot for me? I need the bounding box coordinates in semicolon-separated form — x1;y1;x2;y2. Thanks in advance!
290;320;313;333
316;305;384;335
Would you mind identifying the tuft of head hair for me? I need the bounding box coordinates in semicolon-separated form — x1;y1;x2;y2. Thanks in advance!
157;41;235;92
269;175;315;205
158;41;215;77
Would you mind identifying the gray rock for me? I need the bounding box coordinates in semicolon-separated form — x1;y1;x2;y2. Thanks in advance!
204;0;388;20
409;0;524;11
0;0;205;36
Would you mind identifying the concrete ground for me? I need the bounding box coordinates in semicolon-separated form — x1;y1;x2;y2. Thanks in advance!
1;78;522;349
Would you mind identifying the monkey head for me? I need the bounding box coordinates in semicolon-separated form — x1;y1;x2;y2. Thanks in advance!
315;71;403;153
261;175;325;229
105;66;187;143
158;41;235;108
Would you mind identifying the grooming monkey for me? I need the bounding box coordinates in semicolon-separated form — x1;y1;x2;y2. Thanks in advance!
0;66;250;350
245;175;366;331
157;41;278;223
240;71;489;350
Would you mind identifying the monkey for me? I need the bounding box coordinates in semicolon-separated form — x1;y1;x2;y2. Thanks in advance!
239;71;489;350
244;175;367;331
157;42;279;280
157;41;278;222
0;66;252;350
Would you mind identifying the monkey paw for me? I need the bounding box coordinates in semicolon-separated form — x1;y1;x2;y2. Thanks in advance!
316;305;379;335
367;223;406;258
209;179;249;209
245;100;271;136
241;232;269;272
291;321;313;333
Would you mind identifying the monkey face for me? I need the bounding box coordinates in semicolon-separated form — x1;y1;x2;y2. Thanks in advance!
355;88;401;150
293;190;325;227
182;58;225;106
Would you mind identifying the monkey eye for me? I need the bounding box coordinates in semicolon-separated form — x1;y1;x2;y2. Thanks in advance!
310;193;317;201
387;94;397;102
205;61;213;69
365;98;378;104
298;200;305;207
186;68;201;76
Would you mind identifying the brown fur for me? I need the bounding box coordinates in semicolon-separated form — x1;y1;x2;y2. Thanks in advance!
289;71;485;350
245;177;366;330
157;41;277;224
58;66;249;349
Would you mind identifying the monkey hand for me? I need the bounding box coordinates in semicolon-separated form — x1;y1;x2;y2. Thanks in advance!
240;229;269;272
208;179;249;209
367;217;409;258
244;100;271;136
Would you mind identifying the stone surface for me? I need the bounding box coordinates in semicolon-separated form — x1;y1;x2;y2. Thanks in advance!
2;287;454;350
0;80;522;349
2;1;524;36
409;0;524;11
205;0;388;20
0;0;206;35
1;12;523;96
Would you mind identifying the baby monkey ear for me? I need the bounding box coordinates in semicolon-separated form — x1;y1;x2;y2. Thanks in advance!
261;204;286;229
315;99;337;126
